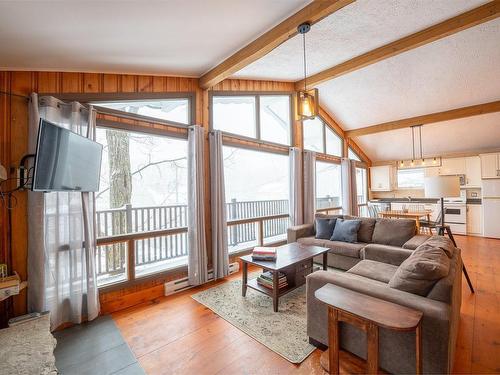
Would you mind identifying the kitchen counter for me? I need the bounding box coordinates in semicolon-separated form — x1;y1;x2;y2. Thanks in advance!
370;198;439;203
466;199;482;205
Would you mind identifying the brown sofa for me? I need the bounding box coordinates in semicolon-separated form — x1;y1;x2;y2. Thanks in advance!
287;214;429;271
292;215;462;374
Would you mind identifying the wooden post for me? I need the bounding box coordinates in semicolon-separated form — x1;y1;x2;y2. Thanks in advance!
367;322;379;375
416;322;422;375
328;307;340;375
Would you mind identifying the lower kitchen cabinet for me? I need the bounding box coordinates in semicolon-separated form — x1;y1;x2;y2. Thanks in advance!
467;204;482;235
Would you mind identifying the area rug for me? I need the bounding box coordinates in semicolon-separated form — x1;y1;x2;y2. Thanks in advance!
191;276;315;364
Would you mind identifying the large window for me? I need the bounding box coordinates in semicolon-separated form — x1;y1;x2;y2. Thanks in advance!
356;167;368;217
94;126;189;286
223;146;289;252
397;168;425;189
303;117;342;156
316;161;342;210
348;147;361;161
212;94;291;145
95;98;190;124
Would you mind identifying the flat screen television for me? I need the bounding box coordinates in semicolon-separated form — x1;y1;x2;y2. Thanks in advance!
32;119;103;192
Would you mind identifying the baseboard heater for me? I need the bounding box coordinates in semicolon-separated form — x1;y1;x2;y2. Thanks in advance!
164;262;240;296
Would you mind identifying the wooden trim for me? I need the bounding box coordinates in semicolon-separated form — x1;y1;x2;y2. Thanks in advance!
96;118;188;139
96;227;188;246
295;1;500;88
199;0;355;89
345;100;500;137
227;213;289;226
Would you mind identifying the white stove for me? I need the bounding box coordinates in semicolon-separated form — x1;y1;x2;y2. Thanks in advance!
443;191;466;234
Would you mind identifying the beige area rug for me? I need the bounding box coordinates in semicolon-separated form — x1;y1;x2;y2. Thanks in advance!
191;276;315;364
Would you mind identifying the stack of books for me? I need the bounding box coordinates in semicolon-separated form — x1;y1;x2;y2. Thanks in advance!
251;247;277;261
257;271;288;290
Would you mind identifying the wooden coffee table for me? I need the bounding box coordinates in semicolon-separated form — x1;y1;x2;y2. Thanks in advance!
240;242;330;312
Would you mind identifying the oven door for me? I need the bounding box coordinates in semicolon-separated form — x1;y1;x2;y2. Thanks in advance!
444;205;466;224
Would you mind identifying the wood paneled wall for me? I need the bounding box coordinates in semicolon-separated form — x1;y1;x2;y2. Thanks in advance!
0;73;370;317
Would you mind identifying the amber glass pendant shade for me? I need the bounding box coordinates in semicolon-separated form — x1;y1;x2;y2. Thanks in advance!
297;88;318;120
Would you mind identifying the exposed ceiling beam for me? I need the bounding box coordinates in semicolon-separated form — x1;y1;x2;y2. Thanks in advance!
345;100;500;138
199;0;355;89
295;1;500;89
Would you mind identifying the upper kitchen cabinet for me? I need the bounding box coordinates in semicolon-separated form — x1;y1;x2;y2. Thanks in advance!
370;165;394;191
439;158;466;176
465;156;482;187
480;153;500;179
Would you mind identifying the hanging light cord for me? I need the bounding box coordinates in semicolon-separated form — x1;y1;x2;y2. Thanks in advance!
302;31;307;91
411;126;415;161
419;125;423;160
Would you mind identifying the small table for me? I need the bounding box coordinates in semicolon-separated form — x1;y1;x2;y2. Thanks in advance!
315;284;423;375
378;210;432;233
240;242;330;312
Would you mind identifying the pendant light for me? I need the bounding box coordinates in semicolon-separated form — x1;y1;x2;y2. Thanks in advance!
398;125;442;169
297;22;318;120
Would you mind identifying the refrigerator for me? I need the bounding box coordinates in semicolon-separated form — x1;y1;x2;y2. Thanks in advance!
482;180;500;239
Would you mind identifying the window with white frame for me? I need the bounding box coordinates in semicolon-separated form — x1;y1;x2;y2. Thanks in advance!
356;167;368;217
303;117;342;156
316;161;342;210
223;146;289;253
212;94;291;145
397;168;425;189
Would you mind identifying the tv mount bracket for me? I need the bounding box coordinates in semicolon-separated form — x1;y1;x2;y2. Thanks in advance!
18;154;35;189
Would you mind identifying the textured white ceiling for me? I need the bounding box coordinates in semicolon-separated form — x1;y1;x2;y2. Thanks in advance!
318;19;500;130
234;0;489;81
355;112;500;162
0;0;309;76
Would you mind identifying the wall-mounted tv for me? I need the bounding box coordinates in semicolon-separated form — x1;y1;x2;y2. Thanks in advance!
32;119;103;192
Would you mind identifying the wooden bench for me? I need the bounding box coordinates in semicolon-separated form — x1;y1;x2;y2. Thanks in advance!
315;283;423;375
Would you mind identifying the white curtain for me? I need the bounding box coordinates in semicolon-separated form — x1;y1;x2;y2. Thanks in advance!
289;147;303;226
342;158;358;216
303;150;316;224
187;125;208;285
28;94;99;331
209;131;229;279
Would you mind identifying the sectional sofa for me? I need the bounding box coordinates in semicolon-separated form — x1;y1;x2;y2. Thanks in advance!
287;214;462;374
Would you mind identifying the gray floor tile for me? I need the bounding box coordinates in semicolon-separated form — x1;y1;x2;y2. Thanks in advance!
111;362;146;375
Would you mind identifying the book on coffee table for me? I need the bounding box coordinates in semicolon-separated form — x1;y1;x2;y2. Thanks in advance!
251;246;277;261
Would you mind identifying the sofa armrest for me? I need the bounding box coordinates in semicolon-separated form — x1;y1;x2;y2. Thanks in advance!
403;234;430;250
360;244;414;266
287;223;314;243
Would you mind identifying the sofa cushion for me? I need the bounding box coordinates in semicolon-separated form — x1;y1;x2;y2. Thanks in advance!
297;236;327;248
347;259;398;283
372;218;416;247
330;219;362;243
418;235;455;258
322;240;366;258
315;218;337;240
403;234;430;250
345;215;376;243
360;243;413;266
389;245;450;296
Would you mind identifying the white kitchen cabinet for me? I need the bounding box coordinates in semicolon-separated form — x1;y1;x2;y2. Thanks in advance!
439;158;466;176
465;156;482;187
480;153;500;179
467;204;482;235
370;165;394;191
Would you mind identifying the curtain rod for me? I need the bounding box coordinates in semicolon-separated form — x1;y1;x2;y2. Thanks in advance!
0;91;30;100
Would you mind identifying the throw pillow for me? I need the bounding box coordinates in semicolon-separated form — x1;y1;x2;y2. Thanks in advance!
330;219;362;243
345;215;376;243
315;218;337;239
419;235;455;258
389;244;450;296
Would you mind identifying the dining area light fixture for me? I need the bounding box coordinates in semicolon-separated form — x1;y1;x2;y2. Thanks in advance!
296;22;318;120
398;125;442;169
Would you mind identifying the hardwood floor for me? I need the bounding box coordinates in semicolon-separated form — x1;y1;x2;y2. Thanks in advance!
112;235;500;374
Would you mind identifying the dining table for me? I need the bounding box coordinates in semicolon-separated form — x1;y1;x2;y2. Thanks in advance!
378;210;432;233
